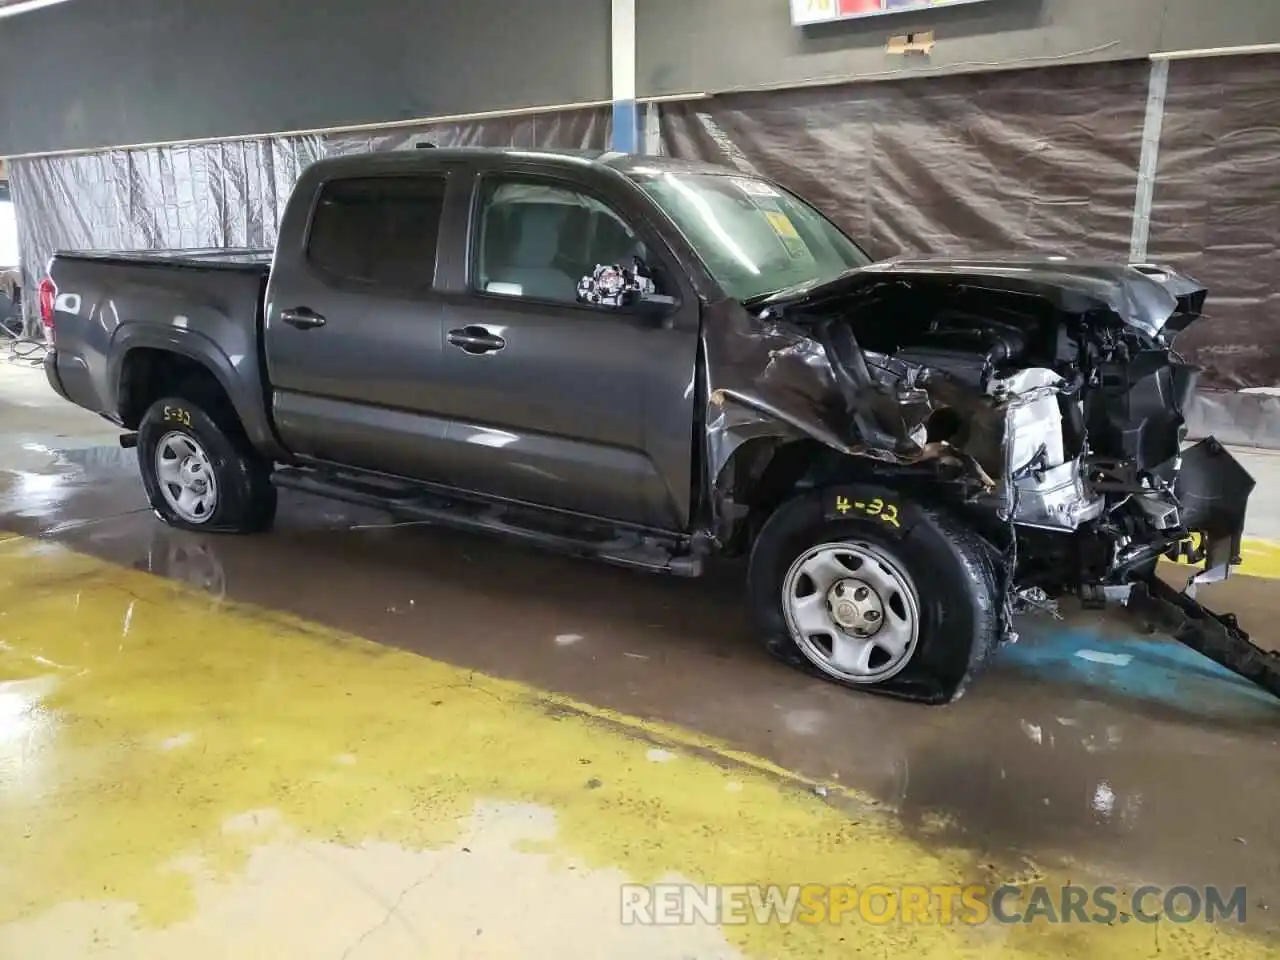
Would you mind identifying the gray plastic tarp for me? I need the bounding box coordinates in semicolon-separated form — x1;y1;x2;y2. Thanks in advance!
8;106;612;331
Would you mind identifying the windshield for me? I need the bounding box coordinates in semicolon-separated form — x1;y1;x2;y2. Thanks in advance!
633;172;871;302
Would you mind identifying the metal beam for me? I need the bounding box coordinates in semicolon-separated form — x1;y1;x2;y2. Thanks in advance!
611;0;641;153
1129;58;1169;264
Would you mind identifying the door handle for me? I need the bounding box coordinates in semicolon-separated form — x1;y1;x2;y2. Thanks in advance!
447;325;506;355
280;307;327;330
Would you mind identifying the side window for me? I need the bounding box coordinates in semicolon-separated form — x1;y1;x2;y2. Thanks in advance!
474;179;651;304
307;175;447;291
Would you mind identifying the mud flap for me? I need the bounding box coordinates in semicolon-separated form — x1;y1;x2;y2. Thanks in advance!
1126;577;1280;700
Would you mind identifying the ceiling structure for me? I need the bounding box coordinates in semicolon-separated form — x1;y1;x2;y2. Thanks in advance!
0;0;77;17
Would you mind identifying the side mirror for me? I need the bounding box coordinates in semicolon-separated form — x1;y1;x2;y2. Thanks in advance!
578;262;663;311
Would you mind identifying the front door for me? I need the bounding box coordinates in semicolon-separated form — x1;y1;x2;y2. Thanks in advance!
430;173;699;531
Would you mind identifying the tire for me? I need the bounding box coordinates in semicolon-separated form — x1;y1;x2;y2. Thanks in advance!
137;395;277;534
747;486;1002;704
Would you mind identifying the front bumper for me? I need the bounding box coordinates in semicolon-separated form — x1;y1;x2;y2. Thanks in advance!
1119;439;1280;701
43;348;70;402
1168;437;1256;574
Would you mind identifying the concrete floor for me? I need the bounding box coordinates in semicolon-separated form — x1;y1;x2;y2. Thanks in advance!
1;360;1279;958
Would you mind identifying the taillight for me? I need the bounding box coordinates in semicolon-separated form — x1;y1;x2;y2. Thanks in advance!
38;276;56;342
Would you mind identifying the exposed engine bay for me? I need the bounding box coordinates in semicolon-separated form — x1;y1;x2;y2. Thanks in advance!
702;258;1272;701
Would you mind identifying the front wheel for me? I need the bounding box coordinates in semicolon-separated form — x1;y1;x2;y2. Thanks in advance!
137;396;277;534
748;488;1003;703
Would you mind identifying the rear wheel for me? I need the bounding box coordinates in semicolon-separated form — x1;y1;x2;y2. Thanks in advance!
748;487;1002;703
137;395;276;534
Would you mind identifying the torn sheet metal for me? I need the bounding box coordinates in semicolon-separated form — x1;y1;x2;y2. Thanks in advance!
699;257;1268;702
699;256;1212;539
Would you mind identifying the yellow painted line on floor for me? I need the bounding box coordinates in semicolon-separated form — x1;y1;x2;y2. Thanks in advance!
1166;537;1280;581
0;535;1270;958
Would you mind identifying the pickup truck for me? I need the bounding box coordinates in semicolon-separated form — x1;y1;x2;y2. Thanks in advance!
42;147;1274;703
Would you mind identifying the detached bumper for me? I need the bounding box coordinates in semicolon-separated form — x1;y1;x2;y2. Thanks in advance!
43;349;70;402
1127;577;1280;699
1169;437;1256;573
1129;438;1280;700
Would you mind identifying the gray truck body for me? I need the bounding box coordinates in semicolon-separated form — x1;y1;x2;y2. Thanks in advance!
41;146;1273;703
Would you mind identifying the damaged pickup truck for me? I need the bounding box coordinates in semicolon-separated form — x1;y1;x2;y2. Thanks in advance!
41;147;1272;702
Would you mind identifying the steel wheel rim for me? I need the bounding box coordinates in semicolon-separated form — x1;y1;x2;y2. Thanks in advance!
781;540;921;684
154;431;218;524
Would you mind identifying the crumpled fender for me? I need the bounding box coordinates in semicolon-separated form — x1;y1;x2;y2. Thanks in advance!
700;297;945;543
699;297;860;538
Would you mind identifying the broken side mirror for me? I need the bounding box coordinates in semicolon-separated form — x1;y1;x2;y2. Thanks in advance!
577;260;663;309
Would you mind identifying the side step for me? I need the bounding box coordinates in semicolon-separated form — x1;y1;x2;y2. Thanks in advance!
1126;577;1280;699
271;467;703;577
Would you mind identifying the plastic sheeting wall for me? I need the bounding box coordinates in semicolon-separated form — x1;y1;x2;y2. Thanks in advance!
7;107;612;328
1146;53;1280;392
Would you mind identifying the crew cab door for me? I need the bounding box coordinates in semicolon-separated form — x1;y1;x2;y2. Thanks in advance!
429;163;701;531
263;164;465;480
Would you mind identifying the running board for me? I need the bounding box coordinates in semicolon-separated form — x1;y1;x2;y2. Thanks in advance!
271;467;702;577
1126;576;1280;699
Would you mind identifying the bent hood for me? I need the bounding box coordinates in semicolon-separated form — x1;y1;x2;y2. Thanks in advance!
757;257;1208;339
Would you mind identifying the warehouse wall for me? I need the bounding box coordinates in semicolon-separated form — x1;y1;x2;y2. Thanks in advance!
0;0;610;156
638;0;1280;97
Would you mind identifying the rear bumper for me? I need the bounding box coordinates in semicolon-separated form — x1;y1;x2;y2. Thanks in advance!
43;349;70;402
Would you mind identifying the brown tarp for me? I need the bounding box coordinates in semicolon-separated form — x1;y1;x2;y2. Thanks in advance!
659;61;1149;263
1146;53;1280;391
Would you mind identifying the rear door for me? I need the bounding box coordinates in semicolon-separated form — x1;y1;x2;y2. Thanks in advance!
264;168;462;480
428;163;701;531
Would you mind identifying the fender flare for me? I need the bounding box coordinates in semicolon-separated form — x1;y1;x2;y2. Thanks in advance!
109;324;282;457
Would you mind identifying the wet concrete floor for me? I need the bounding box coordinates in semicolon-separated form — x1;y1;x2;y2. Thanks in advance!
2;364;1279;957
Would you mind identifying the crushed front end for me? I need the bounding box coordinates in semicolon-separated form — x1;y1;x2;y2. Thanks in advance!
704;258;1274;699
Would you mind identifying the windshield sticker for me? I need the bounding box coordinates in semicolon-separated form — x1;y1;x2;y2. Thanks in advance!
762;210;810;260
731;177;780;198
763;210;799;240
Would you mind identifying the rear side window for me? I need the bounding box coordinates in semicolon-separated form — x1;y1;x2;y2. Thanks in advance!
306;175;447;290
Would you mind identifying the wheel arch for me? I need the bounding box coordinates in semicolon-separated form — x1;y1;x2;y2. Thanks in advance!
110;325;284;459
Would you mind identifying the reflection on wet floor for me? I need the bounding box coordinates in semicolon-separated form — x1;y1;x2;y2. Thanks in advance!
3;444;1280;947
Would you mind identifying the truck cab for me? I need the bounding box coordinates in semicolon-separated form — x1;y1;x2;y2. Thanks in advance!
263;149;712;533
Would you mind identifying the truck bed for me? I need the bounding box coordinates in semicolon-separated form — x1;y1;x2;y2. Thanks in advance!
45;247;276;453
